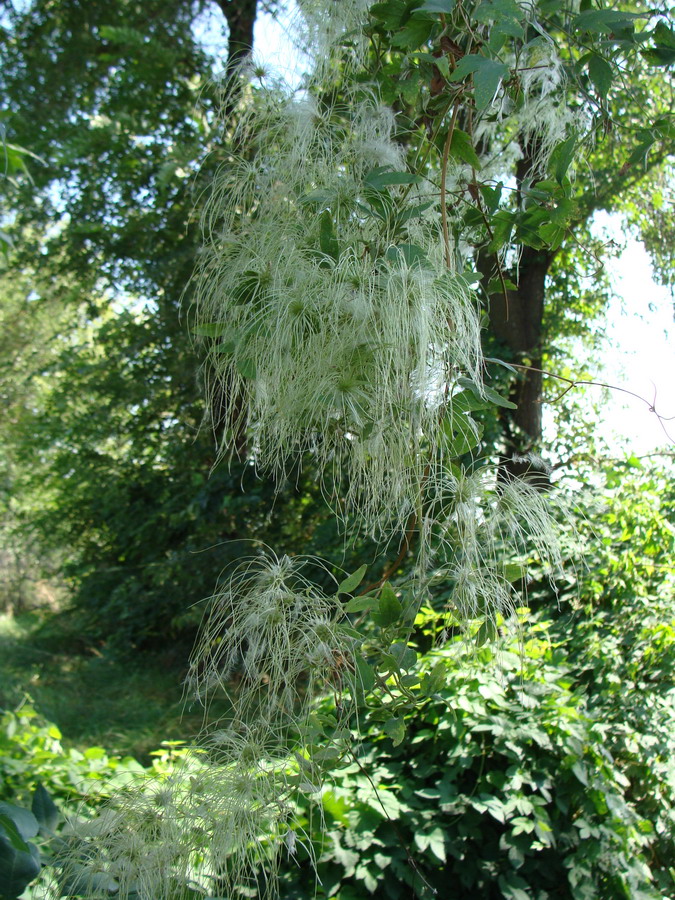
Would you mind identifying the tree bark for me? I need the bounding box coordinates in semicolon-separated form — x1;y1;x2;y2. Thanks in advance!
213;0;258;68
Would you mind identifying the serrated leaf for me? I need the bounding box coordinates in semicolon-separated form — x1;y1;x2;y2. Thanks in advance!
31;784;59;833
383;716;406;747
588;54;612;99
449;128;481;169
338;563;368;596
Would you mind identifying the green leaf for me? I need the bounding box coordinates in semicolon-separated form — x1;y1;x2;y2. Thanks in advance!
504;563;526;583
0;816;30;854
549;133;577;184
474;59;510;109
482;384;517;409
344;594;377;613
355;655;375;691
319;209;340;260
385;243;430;267
31;785;59;833
588;54;613;99
419;0;454;12
364;169;423;190
299;188;338;207
373;583;402;627
422;660;447;695
0;834;41;900
572;9;642;36
338;563;368;596
449;128;481;169
641;46;675;66
654;21;675;49
235;357;256;379
0;806;38;844
390;642;417;671
392;15;435;50
475;618;498;646
191;322;229;337
369;0;408;29
442;412;483;456
479;181;503;214
383;716;406;747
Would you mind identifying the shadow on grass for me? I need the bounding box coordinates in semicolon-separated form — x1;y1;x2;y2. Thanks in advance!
0;610;228;763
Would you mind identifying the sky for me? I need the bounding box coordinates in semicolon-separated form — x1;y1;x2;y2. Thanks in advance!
250;6;675;459
591;213;674;455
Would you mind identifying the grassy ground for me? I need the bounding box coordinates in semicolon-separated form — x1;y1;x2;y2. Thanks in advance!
0;610;216;763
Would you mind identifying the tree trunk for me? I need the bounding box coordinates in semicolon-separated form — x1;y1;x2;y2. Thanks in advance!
214;0;258;68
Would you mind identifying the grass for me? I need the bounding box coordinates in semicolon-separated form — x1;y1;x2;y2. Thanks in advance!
0;610;217;763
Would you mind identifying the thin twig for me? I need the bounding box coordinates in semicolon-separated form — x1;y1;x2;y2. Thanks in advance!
510;362;675;445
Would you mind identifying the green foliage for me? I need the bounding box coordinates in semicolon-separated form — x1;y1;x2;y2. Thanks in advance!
278;615;665;899
0;703;158;808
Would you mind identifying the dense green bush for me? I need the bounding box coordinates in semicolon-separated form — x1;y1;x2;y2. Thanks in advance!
270;463;675;900
278;613;663;900
0;702;184;808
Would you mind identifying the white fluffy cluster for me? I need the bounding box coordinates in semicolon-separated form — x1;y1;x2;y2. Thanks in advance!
193;85;483;537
